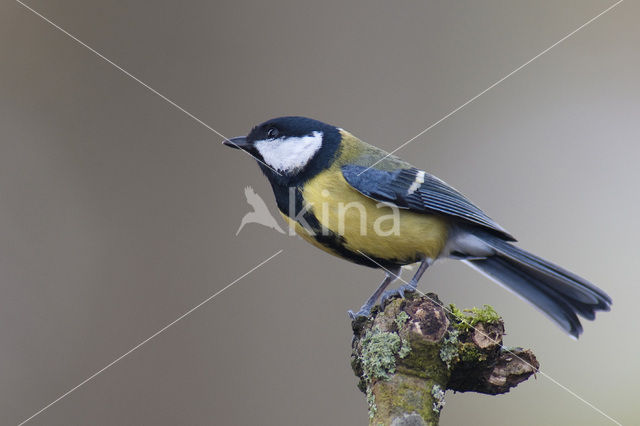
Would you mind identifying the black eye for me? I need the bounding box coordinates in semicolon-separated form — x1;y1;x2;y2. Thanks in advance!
266;127;279;139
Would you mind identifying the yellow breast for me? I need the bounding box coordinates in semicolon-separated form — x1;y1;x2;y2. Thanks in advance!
293;167;449;264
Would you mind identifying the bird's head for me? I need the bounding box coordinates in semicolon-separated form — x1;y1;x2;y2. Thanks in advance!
223;116;341;185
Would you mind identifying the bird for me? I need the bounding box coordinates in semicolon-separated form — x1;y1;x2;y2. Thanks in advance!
223;116;611;338
236;186;285;235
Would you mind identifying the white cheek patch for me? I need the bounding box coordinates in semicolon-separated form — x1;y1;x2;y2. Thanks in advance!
255;131;323;174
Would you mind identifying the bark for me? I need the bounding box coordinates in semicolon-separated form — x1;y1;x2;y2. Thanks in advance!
351;293;539;425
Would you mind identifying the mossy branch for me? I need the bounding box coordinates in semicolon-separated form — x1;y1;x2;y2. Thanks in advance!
351;293;539;425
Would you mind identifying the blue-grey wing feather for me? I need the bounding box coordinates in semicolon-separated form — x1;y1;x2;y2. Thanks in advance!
341;165;514;240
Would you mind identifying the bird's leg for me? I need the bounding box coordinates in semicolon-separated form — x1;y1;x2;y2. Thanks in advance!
348;267;402;319
380;259;432;306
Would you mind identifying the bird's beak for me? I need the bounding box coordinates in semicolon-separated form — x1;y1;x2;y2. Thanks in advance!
223;136;252;150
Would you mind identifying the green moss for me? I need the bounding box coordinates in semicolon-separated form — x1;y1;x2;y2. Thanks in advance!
449;304;501;332
374;377;443;423
397;335;449;385
439;329;459;369
458;343;487;363
468;305;501;323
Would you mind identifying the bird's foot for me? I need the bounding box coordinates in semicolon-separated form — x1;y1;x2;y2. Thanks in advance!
380;283;418;307
348;305;374;320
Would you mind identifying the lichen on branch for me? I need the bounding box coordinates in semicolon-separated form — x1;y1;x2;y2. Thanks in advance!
351;293;539;426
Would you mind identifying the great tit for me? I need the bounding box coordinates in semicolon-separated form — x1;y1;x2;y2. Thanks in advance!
224;116;611;338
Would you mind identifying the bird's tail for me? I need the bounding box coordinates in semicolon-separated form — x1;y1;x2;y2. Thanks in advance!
464;233;612;338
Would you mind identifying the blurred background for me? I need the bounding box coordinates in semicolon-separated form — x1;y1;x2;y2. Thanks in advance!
1;0;637;424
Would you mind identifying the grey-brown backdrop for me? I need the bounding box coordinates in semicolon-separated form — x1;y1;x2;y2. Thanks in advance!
1;1;637;425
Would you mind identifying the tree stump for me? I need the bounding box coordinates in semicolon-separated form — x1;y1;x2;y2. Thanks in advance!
351;293;539;425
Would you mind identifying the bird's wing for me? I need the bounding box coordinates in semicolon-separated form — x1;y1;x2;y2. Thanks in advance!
341;165;514;240
245;186;268;209
245;186;258;201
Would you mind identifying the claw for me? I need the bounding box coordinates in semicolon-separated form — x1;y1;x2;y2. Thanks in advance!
348;307;372;319
380;283;417;307
379;291;393;307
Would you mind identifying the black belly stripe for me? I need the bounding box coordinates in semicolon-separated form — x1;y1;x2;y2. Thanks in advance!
302;209;403;269
271;180;408;269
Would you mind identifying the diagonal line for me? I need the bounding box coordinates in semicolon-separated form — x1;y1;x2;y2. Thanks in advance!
358;0;624;175
15;0;623;423
14;0;282;176
356;250;622;425
17;249;284;426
